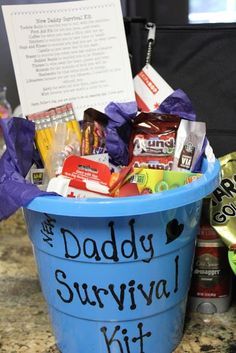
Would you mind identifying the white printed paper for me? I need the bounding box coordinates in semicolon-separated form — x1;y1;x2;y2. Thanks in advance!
2;0;135;117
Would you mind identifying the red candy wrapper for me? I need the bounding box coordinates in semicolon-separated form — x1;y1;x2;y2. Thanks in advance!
131;155;173;170
131;112;180;156
133;130;176;156
130;113;180;169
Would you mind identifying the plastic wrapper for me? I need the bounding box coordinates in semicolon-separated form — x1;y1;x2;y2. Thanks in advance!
210;152;236;273
130;113;180;170
132;168;201;194
109;165;201;197
45;123;80;178
81;108;108;155
132;113;180;154
172;119;206;172
0;117;51;221
131;155;174;170
28;103;81;165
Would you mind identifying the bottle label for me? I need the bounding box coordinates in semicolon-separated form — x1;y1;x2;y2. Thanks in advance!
190;237;231;298
177;141;195;170
198;224;220;241
0;105;9;119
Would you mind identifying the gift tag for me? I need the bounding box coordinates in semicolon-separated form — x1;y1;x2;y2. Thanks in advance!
133;22;173;112
134;64;173;112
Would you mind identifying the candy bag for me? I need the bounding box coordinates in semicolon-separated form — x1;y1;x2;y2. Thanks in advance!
130;112;180;170
172;119;206;172
81;108;108;155
210;152;236;273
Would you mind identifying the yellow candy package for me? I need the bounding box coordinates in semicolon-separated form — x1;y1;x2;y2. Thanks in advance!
210;152;236;273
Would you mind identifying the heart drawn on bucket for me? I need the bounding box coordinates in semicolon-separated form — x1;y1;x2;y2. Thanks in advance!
166;219;184;244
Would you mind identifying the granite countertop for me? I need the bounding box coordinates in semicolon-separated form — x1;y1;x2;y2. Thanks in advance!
0;211;235;353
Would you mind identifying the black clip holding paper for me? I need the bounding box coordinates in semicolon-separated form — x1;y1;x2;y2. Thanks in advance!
145;22;156;65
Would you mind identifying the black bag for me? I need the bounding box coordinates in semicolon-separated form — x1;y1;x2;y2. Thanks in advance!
125;21;236;158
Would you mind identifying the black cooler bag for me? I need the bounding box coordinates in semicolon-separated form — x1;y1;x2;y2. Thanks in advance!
125;22;236;158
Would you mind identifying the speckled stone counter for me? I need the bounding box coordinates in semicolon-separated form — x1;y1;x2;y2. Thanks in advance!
0;211;235;353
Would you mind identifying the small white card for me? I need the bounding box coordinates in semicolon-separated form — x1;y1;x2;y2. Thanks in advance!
2;0;135;117
134;64;173;112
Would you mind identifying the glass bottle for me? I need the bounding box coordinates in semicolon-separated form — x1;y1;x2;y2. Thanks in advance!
0;85;12;156
189;198;232;314
0;86;12;119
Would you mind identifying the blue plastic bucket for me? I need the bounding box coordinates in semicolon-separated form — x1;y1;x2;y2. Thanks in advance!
24;159;220;353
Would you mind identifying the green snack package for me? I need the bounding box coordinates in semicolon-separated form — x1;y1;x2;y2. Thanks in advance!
228;250;236;275
133;168;201;194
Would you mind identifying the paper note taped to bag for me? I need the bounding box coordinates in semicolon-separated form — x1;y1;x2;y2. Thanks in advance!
134;64;173;112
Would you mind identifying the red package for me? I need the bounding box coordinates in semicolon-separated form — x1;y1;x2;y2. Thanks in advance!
129;113;180;169
132;112;180;131
131;112;180;157
133;131;176;156
62;155;111;186
131;155;173;170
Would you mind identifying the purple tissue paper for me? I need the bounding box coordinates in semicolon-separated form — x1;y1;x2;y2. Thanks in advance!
0;117;49;221
105;101;138;166
156;88;196;121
